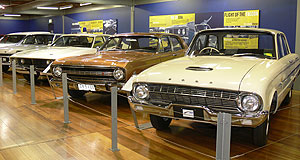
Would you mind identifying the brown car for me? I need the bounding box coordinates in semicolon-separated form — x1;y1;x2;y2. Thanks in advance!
50;32;188;98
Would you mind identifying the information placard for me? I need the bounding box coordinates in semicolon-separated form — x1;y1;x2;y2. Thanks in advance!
224;10;259;28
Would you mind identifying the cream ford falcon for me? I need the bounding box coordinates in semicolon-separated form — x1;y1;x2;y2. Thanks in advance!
10;34;109;81
123;28;300;146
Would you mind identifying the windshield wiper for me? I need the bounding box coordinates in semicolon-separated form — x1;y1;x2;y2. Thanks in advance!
232;53;274;59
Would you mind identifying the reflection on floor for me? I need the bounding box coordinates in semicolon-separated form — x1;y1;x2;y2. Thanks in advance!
0;72;300;160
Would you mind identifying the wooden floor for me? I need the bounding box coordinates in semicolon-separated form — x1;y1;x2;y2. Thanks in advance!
0;72;300;160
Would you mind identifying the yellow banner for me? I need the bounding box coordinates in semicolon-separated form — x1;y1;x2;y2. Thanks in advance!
78;20;104;34
224;10;259;27
149;13;195;28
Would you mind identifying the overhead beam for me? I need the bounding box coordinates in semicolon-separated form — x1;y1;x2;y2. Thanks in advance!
135;0;176;5
64;4;126;15
61;0;132;5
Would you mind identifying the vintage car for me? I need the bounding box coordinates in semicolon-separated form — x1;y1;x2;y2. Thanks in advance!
0;32;60;72
10;34;109;81
50;32;188;98
123;28;300;146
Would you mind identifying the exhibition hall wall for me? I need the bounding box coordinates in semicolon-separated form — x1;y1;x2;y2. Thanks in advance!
0;0;297;51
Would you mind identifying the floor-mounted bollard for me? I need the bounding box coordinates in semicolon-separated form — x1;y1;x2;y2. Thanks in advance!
12;59;17;94
62;73;70;124
30;65;36;104
110;86;120;152
216;112;231;160
0;58;2;86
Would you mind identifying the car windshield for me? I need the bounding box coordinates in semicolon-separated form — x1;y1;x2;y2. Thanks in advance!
101;36;159;53
52;36;94;48
21;35;54;45
0;35;26;44
188;30;276;59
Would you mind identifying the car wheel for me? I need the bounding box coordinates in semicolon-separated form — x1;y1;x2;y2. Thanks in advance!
2;65;9;72
150;114;172;130
282;89;292;106
68;89;86;99
253;115;269;146
23;73;39;82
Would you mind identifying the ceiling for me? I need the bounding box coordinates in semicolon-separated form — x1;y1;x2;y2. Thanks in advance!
0;0;174;19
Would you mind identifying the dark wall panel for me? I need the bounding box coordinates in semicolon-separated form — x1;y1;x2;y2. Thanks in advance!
64;7;131;34
135;0;297;52
28;16;63;33
0;19;29;34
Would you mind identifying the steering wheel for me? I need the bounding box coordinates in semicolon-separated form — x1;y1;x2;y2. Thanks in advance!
199;47;221;55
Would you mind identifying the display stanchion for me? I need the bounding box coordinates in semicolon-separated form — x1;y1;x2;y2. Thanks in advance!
12;59;17;94
110;86;120;152
216;112;231;160
62;73;70;124
0;58;2;86
30;65;36;104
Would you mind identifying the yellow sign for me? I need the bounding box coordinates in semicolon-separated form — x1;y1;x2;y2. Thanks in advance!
149;13;195;28
224;37;258;49
224;10;259;27
78;20;104;34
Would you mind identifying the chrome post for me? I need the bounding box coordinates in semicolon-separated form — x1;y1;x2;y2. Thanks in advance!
12;59;17;94
110;86;120;152
216;112;231;160
62;73;70;124
30;65;36;104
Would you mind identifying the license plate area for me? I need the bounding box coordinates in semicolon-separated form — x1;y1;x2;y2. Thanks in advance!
78;84;96;91
173;106;204;120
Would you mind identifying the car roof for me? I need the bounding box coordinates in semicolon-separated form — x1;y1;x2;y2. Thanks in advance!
199;28;283;35
8;31;53;36
111;32;180;37
61;33;110;37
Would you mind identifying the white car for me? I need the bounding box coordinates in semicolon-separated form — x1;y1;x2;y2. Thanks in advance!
123;28;300;146
10;34;109;81
0;32;60;72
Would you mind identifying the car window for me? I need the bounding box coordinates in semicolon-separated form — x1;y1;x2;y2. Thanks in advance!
102;36;158;53
22;35;54;45
0;35;25;43
161;36;172;52
52;36;94;48
170;36;183;51
93;36;105;48
277;34;288;58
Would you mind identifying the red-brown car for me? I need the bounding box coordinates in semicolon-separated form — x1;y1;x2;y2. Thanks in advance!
51;32;188;98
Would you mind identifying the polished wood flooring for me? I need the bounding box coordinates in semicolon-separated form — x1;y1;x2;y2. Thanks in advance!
0;72;300;160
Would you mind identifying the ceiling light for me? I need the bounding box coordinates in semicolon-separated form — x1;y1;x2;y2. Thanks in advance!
3;14;21;17
80;3;92;7
37;6;59;10
0;5;5;9
60;5;73;10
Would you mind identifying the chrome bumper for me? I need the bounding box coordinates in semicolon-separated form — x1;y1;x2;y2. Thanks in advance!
15;66;52;76
128;96;268;128
50;78;126;93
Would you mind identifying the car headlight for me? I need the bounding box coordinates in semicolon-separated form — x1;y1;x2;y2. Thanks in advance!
46;60;52;65
113;68;125;81
53;66;62;77
133;84;149;100
20;59;25;64
239;94;261;112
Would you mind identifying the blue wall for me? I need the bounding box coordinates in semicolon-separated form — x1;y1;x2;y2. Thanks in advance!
0;19;29;34
64;7;131;34
135;0;297;52
28;16;63;33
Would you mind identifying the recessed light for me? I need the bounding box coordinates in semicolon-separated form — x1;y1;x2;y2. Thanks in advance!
37;6;59;10
80;3;92;7
3;14;21;17
60;5;73;10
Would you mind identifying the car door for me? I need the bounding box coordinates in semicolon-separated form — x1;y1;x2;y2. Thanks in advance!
159;35;185;62
276;33;295;102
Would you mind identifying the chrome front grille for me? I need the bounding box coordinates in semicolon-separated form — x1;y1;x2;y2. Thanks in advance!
61;66;117;84
146;83;240;114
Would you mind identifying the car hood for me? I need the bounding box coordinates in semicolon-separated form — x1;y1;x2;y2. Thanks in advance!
0;43;16;48
0;44;48;55
10;47;96;60
54;50;155;68
134;56;265;91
